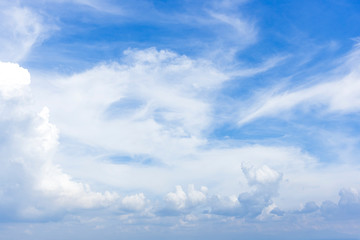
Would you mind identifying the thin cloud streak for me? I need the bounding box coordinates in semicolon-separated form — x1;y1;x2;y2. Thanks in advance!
238;45;360;125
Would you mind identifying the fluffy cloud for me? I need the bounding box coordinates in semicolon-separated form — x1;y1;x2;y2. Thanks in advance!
164;184;208;212
238;165;282;217
210;165;282;218
121;193;147;212
321;188;360;220
0;62;119;221
0;62;30;99
32;48;228;161
159;165;281;219
166;186;188;210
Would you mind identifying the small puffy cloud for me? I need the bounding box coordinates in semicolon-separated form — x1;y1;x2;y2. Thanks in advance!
242;164;282;186
187;184;207;206
163;184;208;214
166;186;188;210
121;193;146;212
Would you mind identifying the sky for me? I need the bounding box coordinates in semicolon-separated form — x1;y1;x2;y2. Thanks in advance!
1;0;360;239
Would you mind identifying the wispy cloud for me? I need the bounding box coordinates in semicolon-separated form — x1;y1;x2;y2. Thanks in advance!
238;45;360;125
0;4;52;62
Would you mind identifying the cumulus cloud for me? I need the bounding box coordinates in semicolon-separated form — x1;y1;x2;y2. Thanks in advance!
320;188;360;220
238;165;282;218
0;62;30;99
0;62;119;221
166;186;188;210
121;193;147;212
211;164;282;218
159;165;282;220
163;184;208;213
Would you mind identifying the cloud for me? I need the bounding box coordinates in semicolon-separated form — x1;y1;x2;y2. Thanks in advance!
230;165;282;218
0;62;30;99
229;55;288;77
238;45;360;125
166;186;188;210
162;184;208;214
21;45;360;238
296;201;319;214
320;188;360;220
0;61;119;221
32;48;228;160
121;193;147;212
0;5;49;62
208;11;257;47
159;165;283;219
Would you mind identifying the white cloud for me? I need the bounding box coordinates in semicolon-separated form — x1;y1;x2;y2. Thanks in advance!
158;165;282;219
0;62;119;220
121;193;146;212
32;48;227;160
238;164;282;218
187;184;207;205
238;45;360;125
0;62;30;99
166;186;187;210
0;5;49;62
242;164;282;186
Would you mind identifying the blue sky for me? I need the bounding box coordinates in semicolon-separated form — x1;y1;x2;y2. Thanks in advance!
1;0;360;239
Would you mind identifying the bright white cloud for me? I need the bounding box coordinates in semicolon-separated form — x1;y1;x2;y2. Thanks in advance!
0;62;119;220
0;62;30;99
